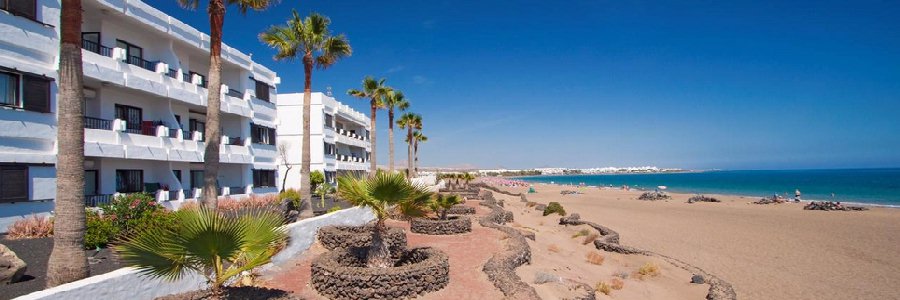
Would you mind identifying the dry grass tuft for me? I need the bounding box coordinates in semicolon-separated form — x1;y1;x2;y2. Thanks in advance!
610;278;625;290
596;281;611;295
586;251;605;265
571;229;591;238
582;233;600;245
636;262;661;279
548;244;561;253
526;201;537;207
613;271;630;279
7;214;53;240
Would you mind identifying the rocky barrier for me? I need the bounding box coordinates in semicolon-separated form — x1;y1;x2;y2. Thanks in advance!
410;216;472;235
558;214;736;300
478;190;540;300
310;247;449;300
638;191;671;201
317;225;407;253
445;204;476;215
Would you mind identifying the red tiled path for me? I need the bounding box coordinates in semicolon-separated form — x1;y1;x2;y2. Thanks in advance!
259;201;506;299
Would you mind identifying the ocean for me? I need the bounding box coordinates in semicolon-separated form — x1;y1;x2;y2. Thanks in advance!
516;168;900;207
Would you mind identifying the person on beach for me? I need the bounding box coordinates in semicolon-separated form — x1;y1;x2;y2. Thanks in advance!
795;189;802;202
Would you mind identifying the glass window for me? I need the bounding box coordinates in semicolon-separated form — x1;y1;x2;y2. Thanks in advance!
0;72;18;106
115;169;143;193
2;1;37;21
0;165;28;202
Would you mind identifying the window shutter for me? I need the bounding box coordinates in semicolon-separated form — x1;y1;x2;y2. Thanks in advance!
8;1;37;20
22;75;51;113
1;166;28;202
255;80;269;101
252;170;259;186
268;127;276;145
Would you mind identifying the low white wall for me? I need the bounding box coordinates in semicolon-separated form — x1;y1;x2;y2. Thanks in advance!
15;206;375;300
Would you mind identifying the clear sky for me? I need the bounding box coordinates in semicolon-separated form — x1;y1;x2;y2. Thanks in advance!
151;0;900;170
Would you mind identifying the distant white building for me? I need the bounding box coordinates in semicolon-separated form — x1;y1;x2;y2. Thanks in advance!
0;0;280;230
276;92;370;191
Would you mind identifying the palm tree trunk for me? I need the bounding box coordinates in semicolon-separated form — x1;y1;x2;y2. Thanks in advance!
299;54;314;218
369;102;377;175
388;109;394;172
367;220;392;268
413;139;419;177
201;0;226;208
406;128;413;178
47;0;89;287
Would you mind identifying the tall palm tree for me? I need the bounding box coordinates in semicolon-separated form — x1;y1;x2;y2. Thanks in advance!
337;172;431;267
347;77;390;174
396;113;422;178
47;0;89;287
384;89;409;173
178;0;278;208
411;130;427;175
261;11;351;217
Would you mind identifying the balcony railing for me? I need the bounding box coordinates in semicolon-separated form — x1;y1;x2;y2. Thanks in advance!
84;116;113;130
126;56;156;71
226;88;243;98
229;186;245;195
85;194;114;207
81;39;112;57
168;128;179;138
167;68;178;79
183;130;192;140
168;190;179;201
225;136;243;146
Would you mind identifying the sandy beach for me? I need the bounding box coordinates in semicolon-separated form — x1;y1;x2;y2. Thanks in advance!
490;182;900;300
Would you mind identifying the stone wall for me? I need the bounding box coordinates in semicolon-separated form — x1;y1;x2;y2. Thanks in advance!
558;214;737;300
446;205;475;215
478;190;541;300
410;216;472;235
317;225;407;252
310;247;449;300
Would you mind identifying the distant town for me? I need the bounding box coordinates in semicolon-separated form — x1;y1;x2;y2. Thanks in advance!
421;166;688;177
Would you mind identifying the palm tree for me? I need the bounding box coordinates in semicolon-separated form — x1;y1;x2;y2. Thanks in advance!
396;112;422;178
463;172;476;188
47;0;89;287
337;171;431;267
429;194;461;220
411;130;427;175
384;89;409;173
261;11;351;216
315;182;334;209
347;77;391;174
178;0;278;208
116;208;286;298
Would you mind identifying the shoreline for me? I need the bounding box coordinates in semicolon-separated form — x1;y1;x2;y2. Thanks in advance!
511;174;900;208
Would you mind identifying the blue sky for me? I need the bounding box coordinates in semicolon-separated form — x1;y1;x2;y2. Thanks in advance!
152;0;900;170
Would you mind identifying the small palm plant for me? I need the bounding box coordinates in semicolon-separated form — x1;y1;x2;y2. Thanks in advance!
315;182;334;208
115;208;287;297
337;171;431;268
429;194;462;220
463;172;476;188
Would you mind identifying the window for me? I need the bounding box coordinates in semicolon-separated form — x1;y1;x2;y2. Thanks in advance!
190;170;205;190
116;40;143;65
324;114;334;128
0;69;52;113
1;71;18;107
173;170;182;184
254;79;270;101
115;169;143;193
189;118;206;141
115;104;142;134
1;1;37;21
251;124;275;145
0;165;28;203
324;142;336;155
253;170;276;188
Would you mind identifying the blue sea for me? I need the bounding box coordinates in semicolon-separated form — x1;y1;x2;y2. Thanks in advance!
516;169;900;207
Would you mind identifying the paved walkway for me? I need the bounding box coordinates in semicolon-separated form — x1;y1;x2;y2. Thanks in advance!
259;201;505;299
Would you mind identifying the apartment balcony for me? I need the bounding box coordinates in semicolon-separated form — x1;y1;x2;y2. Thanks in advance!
80;41;253;119
81;117;253;164
335;128;370;149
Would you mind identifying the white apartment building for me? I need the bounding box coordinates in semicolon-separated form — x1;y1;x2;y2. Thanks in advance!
277;92;370;190
0;0;281;230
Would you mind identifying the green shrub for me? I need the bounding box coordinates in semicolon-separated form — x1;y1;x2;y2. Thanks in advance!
84;210;119;249
326;206;342;214
101;193;170;235
543;202;566;216
279;188;302;209
310;170;325;190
